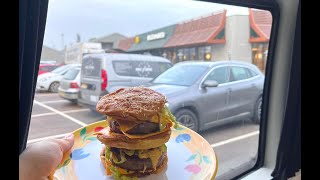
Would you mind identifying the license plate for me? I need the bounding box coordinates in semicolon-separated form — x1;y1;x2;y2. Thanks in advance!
90;95;99;102
81;83;88;89
58;91;65;97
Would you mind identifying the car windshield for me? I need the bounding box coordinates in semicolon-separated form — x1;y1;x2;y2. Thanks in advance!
152;64;208;86
63;68;80;80
51;65;70;74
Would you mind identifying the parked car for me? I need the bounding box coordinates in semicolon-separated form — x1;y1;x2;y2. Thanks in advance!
40;60;58;64
78;53;172;111
145;61;265;132
38;63;62;75
36;64;81;92
58;67;81;103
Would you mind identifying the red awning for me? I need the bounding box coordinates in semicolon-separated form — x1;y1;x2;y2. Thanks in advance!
164;10;226;48
249;9;272;43
116;37;134;51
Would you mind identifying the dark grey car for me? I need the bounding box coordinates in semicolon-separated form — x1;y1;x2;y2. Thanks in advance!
146;61;264;132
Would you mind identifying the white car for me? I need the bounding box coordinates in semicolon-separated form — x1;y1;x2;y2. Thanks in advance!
36;64;81;92
58;67;81;102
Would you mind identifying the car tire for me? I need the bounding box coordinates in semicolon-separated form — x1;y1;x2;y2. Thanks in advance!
253;97;262;124
49;82;60;93
175;109;199;132
69;99;77;104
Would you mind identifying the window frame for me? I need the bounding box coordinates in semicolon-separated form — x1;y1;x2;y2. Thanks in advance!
199;0;281;179
19;0;298;178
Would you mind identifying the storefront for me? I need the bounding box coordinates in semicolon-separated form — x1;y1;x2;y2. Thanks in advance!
115;10;227;64
163;10;226;63
249;9;272;73
115;9;271;67
127;25;176;58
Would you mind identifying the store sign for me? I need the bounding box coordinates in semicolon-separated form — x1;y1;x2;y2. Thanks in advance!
135;36;140;44
147;32;166;41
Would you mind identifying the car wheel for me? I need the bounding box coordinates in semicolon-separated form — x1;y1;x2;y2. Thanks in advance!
49;82;60;93
175;109;199;132
253;97;262;124
69;99;78;104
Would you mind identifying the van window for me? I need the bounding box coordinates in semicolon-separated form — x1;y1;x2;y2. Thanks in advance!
82;57;101;77
112;60;172;78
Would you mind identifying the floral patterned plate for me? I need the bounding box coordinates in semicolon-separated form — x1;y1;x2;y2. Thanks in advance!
53;120;218;180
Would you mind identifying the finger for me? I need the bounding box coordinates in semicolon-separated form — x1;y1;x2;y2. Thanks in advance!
53;133;75;153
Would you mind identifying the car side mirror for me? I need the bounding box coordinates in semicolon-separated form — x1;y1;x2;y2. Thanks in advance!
201;80;219;88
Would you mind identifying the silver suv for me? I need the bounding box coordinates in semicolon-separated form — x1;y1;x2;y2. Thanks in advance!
78;53;172;111
146;61;265;132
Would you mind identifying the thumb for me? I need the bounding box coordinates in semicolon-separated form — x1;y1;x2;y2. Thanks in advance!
55;133;75;153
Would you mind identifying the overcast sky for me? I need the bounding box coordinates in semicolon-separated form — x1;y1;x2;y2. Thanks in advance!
43;0;249;50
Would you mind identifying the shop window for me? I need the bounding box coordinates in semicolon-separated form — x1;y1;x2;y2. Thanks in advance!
250;28;259;38
216;28;225;39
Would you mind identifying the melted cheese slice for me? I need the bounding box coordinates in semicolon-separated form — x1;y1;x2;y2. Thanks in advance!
116;119;140;133
121;124;171;139
137;147;163;170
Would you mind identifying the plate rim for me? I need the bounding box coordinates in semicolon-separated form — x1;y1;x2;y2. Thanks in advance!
61;120;218;180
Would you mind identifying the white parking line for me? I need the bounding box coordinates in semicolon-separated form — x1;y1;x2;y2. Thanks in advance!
211;131;259;148
27;133;70;144
31;109;90;118
33;100;87;127
35;93;57;97
42;100;69;104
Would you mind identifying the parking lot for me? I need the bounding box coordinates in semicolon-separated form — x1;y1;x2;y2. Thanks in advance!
29;92;259;179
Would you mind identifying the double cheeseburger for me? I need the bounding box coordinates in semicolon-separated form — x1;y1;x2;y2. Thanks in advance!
95;87;178;179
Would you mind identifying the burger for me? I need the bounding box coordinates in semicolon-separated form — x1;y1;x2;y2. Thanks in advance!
95;87;178;179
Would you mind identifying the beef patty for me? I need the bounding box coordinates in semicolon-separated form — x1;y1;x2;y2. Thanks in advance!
109;120;159;135
108;148;166;171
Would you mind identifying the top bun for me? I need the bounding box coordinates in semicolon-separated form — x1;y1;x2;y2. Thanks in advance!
96;87;166;121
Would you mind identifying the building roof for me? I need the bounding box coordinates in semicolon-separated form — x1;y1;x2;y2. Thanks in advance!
89;33;127;43
127;25;176;52
164;10;227;48
115;37;135;51
249;9;272;43
40;45;64;64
